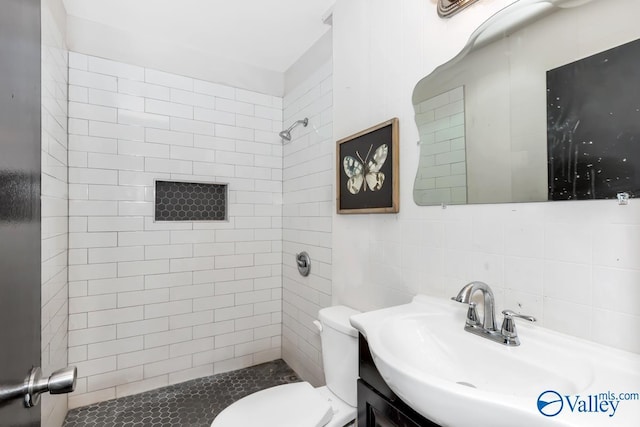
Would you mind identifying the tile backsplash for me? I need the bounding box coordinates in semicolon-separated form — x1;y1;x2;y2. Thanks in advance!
67;52;283;408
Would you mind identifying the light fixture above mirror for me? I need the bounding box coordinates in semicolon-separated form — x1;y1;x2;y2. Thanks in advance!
438;0;480;18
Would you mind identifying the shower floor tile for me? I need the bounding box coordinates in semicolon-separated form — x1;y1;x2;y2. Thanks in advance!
63;359;299;427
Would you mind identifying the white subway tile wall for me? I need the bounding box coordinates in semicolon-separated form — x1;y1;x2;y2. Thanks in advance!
67;52;283;408
41;2;69;426
282;61;334;386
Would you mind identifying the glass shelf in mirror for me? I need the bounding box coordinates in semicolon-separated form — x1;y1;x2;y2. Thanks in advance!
413;0;640;206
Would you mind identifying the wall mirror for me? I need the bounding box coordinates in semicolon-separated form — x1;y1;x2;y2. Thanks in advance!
413;0;640;205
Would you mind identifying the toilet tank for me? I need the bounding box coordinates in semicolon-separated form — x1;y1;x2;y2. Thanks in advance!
318;306;360;407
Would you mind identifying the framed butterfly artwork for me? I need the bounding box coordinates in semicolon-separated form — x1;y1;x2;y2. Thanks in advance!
337;118;399;214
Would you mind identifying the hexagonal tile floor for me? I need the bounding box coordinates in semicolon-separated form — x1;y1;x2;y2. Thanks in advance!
63;359;300;427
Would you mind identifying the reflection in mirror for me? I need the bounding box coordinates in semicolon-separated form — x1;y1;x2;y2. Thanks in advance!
412;0;640;206
414;87;467;205
547;39;640;200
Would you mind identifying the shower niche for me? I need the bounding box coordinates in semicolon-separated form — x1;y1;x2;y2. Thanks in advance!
154;180;227;221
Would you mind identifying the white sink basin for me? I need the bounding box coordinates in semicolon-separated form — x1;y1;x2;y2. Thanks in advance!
350;295;640;427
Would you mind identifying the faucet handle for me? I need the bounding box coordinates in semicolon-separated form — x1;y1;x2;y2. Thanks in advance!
466;302;480;326
502;310;536;322
501;309;536;339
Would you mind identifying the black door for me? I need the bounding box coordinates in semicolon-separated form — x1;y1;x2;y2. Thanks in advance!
0;0;42;426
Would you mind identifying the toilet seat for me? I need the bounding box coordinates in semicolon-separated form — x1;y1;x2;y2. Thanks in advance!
211;382;334;427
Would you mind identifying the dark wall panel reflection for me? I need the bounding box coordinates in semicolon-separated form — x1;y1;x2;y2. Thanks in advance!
547;38;640;200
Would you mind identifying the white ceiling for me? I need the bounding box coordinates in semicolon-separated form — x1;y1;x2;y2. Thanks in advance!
63;0;335;73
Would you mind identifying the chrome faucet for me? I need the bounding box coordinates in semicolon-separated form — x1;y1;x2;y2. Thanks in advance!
452;281;536;346
452;281;497;331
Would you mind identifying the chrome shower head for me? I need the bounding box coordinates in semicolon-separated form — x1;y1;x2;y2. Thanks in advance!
279;118;308;142
278;130;292;141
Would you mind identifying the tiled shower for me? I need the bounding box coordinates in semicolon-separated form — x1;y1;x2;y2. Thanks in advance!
58;35;336;417
66;52;285;408
41;0;335;417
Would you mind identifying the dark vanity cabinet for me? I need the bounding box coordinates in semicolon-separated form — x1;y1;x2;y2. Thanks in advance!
357;334;441;427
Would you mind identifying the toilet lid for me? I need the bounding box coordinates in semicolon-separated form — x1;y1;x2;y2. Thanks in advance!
211;382;333;427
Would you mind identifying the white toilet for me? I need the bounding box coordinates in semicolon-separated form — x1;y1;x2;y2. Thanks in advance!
211;305;360;427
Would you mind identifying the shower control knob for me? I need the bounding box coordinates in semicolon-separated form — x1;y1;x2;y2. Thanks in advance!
295;252;311;277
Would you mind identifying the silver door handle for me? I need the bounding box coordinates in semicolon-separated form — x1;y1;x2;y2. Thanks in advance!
0;366;77;408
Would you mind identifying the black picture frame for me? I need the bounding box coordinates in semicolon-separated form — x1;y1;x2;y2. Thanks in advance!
336;118;399;214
